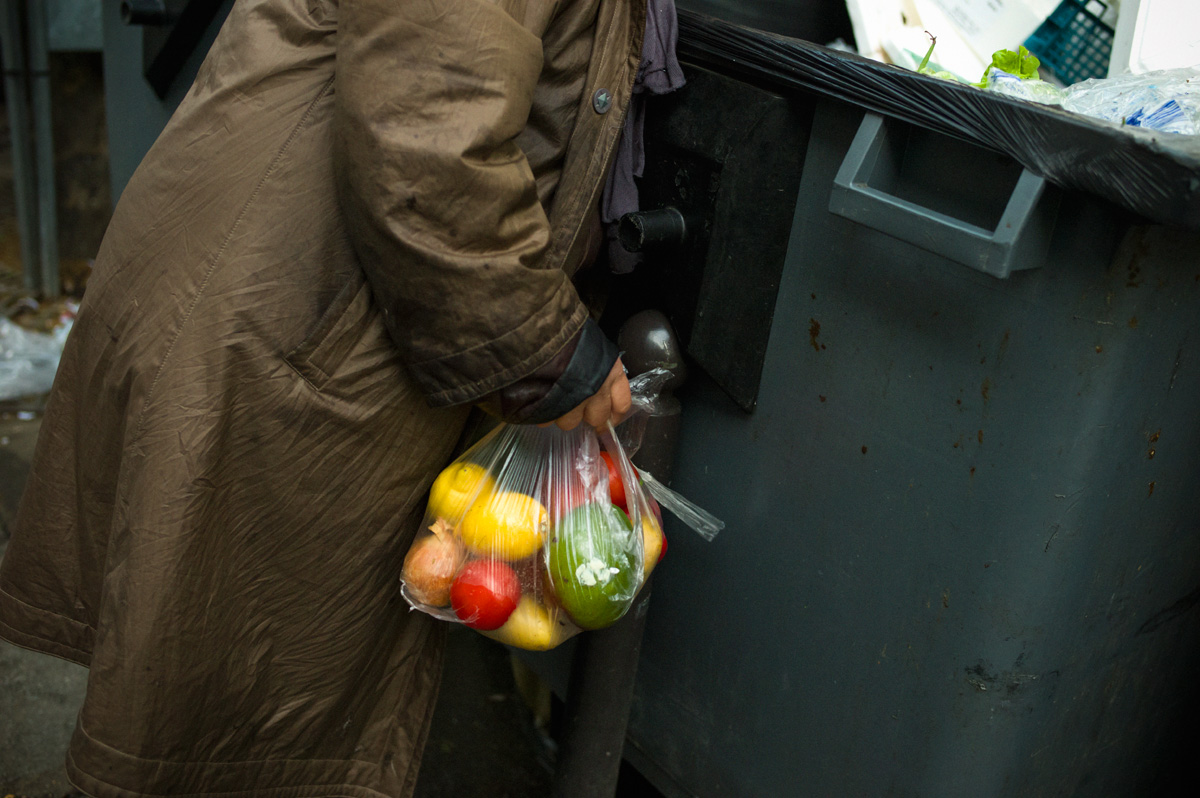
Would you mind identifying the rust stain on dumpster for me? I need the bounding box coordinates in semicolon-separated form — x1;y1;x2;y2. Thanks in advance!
809;318;823;352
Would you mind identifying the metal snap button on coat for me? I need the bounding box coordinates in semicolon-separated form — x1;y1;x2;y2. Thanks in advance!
592;88;612;114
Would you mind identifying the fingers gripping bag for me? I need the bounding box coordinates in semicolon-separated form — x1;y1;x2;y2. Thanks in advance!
400;422;666;651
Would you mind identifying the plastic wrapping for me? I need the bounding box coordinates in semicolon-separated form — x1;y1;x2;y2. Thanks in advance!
984;67;1068;104
675;9;1200;230
0;317;72;401
984;66;1200;137
401;369;723;650
400;423;655;651
641;470;724;542
1061;67;1200;134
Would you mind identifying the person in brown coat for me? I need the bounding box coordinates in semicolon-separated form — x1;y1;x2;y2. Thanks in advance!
0;1;648;795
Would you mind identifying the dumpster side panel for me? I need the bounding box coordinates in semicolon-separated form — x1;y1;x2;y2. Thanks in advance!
626;100;1200;798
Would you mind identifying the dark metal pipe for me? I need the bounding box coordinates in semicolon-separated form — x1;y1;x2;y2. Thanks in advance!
618;207;688;252
121;0;173;26
26;0;59;295
552;310;685;798
1;2;41;292
550;584;653;798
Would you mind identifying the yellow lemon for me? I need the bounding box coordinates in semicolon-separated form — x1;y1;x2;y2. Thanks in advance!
428;462;495;522
460;490;548;561
642;514;664;582
483;596;569;651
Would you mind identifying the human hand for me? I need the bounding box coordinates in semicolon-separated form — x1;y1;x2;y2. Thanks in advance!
548;358;631;431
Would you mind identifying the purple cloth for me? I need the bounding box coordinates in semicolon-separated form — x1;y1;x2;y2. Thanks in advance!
601;0;686;274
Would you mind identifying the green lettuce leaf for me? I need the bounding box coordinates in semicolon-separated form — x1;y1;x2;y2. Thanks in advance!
983;46;1041;84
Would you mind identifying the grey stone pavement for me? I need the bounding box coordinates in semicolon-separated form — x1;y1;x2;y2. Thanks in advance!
0;411;572;797
1;411;85;797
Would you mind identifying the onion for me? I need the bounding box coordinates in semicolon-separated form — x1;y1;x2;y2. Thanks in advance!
402;519;465;606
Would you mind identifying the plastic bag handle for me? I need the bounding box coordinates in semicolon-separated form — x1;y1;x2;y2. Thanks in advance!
639;469;724;542
613;366;725;540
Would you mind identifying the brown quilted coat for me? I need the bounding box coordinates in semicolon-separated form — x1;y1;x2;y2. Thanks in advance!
0;1;644;795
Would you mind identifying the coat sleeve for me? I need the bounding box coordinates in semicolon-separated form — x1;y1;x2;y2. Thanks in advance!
334;0;613;410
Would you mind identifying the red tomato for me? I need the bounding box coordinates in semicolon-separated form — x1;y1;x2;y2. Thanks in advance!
450;559;521;630
599;451;628;511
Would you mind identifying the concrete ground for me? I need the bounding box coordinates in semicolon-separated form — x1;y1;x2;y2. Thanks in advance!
1;413;85;798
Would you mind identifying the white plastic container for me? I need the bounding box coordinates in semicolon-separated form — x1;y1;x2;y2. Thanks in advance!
1109;0;1200;75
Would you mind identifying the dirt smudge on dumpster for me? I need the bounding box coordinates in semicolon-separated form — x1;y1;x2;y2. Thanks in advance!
965;660;1042;696
997;329;1011;364
808;318;824;352
981;378;992;403
1127;263;1142;288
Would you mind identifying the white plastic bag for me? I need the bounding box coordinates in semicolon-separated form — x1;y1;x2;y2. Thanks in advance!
0;317;72;401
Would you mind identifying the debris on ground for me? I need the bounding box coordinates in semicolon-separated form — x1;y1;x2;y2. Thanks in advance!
0;266;77;404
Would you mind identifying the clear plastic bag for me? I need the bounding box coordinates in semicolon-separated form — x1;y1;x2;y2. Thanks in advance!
400;368;722;650
1060;67;1200;134
983;67;1068;105
401;423;662;650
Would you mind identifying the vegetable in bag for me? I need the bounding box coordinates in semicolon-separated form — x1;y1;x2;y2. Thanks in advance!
400;367;723;651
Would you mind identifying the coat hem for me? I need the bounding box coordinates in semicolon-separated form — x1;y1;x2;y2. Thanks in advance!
65;721;396;798
66;759;393;798
0;584;94;666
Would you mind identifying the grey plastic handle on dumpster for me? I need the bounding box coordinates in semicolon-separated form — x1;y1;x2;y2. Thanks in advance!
828;113;1061;279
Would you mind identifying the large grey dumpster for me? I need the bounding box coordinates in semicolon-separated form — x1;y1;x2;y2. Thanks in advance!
543;11;1200;798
